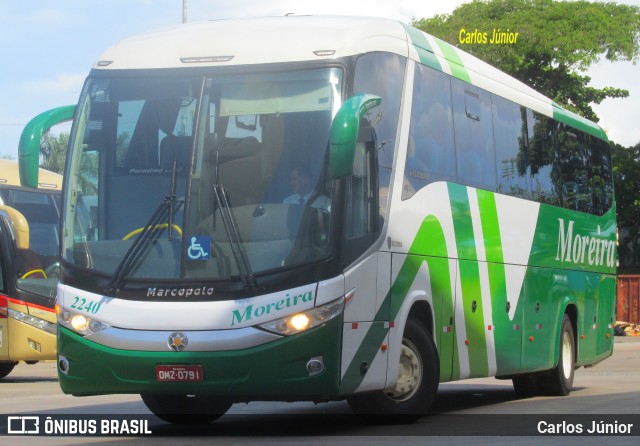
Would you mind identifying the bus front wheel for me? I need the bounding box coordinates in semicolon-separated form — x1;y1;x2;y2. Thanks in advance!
347;317;439;419
140;394;232;424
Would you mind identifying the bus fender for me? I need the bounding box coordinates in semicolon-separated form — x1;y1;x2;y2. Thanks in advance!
385;290;435;389
556;300;578;366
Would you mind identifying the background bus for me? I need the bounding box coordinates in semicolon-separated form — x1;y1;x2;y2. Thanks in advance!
19;16;616;422
0;159;61;378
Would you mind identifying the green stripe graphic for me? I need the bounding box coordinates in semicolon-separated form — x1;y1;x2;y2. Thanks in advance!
449;184;488;377
341;183;534;390
403;24;442;72
433;38;472;84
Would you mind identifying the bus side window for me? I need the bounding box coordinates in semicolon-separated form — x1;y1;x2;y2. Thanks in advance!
492;97;531;198
452;78;497;191
588;137;613;215
353;52;406;224
556;124;588;212
528;111;561;207
403;63;456;200
342;138;379;268
346;141;377;239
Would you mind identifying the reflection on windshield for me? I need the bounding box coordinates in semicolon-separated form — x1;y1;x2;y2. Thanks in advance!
0;188;61;298
64;67;342;283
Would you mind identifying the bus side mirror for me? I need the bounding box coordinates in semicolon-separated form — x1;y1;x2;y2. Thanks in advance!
19;105;76;188
0;206;29;250
329;94;381;179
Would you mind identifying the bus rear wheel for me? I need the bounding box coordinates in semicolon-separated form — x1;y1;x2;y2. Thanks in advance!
347;317;439;419
0;362;17;379
140;394;232;424
542;314;575;396
512;374;541;397
512;315;575;397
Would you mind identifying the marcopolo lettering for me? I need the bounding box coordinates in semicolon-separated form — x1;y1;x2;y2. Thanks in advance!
555;218;615;268
147;286;215;298
231;291;314;326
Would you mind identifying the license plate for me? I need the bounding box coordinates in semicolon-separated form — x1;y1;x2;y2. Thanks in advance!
156;365;203;382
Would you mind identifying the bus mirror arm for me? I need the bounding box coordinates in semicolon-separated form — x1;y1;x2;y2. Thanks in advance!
329;94;381;179
18;105;76;188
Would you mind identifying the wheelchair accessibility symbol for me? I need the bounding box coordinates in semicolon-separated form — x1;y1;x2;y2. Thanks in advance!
187;236;210;260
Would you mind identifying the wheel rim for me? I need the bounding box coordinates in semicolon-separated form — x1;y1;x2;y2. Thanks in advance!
385;338;423;402
561;330;573;380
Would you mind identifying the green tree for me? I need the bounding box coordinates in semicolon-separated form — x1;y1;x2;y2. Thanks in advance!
40;132;69;175
39;131;104;195
612;142;640;272
412;0;640;121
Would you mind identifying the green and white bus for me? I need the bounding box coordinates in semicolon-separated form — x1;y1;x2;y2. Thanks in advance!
19;16;616;423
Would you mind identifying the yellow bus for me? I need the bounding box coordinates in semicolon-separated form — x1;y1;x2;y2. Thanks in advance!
0;159;61;378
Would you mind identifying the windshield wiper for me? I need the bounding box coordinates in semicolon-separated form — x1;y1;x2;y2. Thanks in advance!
212;184;258;290
106;161;181;294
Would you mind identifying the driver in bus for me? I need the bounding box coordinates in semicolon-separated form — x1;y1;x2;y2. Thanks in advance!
283;163;330;211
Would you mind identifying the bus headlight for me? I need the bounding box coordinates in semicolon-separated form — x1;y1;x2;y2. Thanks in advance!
259;297;344;336
58;309;110;336
7;309;57;335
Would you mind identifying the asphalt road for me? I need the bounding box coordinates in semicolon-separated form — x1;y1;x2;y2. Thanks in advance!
1;337;639;445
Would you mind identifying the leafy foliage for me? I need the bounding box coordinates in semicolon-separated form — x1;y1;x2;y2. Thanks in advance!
40;132;68;175
412;0;640;121
40;131;100;195
612;142;640;271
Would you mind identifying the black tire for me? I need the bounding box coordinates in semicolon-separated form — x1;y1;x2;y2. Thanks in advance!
347;317;439;419
140;394;232;424
0;362;16;379
512;374;541;398
541;314;575;396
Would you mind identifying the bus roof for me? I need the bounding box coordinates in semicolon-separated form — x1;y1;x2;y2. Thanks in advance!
93;15;607;141
0;159;62;191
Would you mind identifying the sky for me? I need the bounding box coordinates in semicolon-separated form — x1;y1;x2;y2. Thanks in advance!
1;0;638;160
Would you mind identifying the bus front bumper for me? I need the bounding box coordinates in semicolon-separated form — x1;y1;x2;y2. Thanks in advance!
56;316;342;400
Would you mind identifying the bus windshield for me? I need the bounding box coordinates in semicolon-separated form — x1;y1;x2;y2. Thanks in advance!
63;67;343;283
0;187;61;298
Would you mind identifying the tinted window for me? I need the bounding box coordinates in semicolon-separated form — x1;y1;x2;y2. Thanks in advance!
528;110;561;206
403;64;456;199
398;61;612;216
452;78;497;191
556;124;589;212
353;52;406;169
354;52;406;221
588;137;613;215
527;111;612;215
345;143;377;239
492;96;530;198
